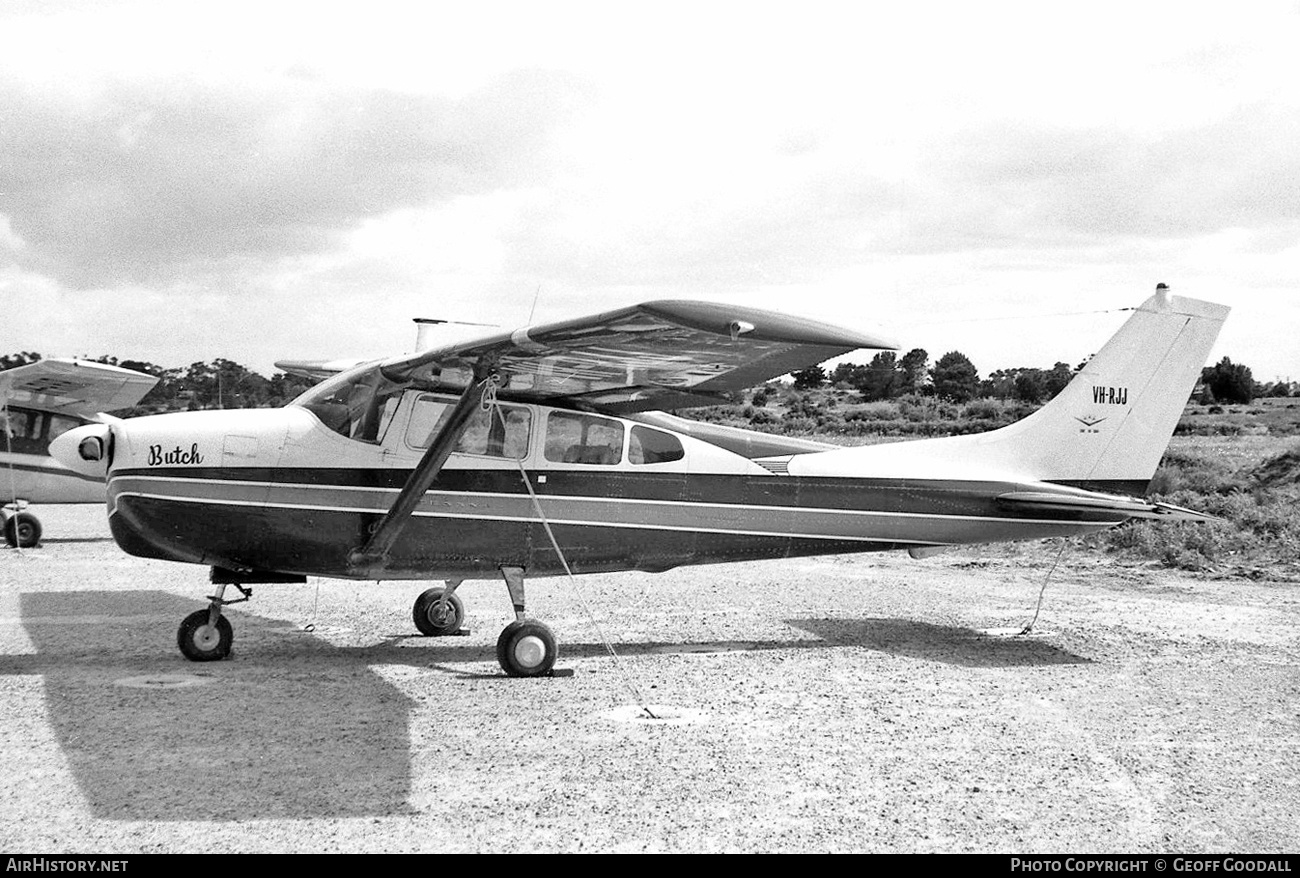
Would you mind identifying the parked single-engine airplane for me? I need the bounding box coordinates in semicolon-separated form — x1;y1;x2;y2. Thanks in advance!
2;358;158;547
50;285;1226;676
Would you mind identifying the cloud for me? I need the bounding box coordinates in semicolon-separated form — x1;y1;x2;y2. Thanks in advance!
907;108;1300;252
479;101;1300;296
0;68;589;288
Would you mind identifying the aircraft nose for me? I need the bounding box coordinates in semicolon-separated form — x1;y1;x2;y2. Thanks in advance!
49;422;114;479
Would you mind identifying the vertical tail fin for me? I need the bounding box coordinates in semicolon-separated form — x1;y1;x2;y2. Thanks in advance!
957;285;1229;493
787;285;1229;495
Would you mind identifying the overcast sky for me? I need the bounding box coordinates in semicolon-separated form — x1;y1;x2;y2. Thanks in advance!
2;0;1297;384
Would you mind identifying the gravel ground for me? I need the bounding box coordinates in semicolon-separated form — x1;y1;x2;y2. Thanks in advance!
1;505;1297;853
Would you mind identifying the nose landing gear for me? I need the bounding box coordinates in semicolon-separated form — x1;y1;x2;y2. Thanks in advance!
176;578;254;662
177;608;234;662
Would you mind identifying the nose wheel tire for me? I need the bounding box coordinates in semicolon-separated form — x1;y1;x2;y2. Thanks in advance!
412;587;465;637
177;610;234;662
496;620;557;677
3;512;41;548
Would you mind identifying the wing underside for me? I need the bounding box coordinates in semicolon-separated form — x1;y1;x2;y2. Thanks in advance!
0;359;159;417
378;300;895;413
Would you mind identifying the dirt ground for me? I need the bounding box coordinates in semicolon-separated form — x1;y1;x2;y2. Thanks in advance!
1;505;1296;853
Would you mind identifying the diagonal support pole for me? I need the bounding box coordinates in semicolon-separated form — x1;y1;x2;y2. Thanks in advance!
348;364;493;574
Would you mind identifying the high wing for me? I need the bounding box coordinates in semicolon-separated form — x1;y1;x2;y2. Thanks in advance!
0;359;159;418
375;300;896;413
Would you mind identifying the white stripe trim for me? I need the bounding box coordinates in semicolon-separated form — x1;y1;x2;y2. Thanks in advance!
107;473;1087;527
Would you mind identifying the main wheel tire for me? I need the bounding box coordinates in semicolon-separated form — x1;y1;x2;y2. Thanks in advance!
3;512;41;548
496;619;557;678
177;609;234;662
412;587;465;636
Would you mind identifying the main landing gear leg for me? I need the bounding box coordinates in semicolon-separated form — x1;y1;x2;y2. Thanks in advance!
495;566;557;678
177;582;250;662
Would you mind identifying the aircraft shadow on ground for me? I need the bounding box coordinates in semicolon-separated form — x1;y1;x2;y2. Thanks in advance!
790;617;1091;667
3;593;1088;822
361;615;1089;670
9;590;419;822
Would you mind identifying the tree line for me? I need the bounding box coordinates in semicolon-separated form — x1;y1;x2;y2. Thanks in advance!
790;350;1284;405
0;353;314;415
2;349;1286;414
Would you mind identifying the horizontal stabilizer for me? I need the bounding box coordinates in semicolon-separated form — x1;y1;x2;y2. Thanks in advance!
274;358;371;381
997;491;1219;522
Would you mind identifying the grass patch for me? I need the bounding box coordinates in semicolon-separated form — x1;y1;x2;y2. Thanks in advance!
1084;438;1300;579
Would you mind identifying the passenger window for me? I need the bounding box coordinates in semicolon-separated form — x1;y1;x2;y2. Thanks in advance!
544;412;624;465
629;426;684;464
406;394;532;459
405;397;451;449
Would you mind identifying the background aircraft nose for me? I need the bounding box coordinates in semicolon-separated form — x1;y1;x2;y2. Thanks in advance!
49;423;114;479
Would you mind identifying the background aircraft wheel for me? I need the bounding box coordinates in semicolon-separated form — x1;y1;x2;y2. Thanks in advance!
412;587;465;636
177;610;234;662
3;512;41;548
496;620;557;678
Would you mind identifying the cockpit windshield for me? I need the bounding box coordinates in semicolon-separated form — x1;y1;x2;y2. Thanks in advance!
291;364;406;442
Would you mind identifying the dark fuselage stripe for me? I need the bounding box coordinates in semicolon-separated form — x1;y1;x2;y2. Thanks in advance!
0;455;102;484
107;470;1119;549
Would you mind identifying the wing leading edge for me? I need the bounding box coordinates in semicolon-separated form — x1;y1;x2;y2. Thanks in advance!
376;300;896;413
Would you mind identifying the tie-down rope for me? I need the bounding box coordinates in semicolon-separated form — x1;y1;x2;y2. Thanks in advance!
482;378;657;719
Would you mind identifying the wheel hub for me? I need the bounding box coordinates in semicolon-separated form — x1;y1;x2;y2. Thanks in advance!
192;625;220;651
513;635;547;669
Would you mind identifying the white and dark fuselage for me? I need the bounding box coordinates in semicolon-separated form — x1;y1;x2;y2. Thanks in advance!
1;404;102;505
97;399;1132;582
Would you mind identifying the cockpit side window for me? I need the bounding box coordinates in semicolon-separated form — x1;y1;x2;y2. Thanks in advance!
294;366;403;443
544;411;625;465
405;394;532;459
